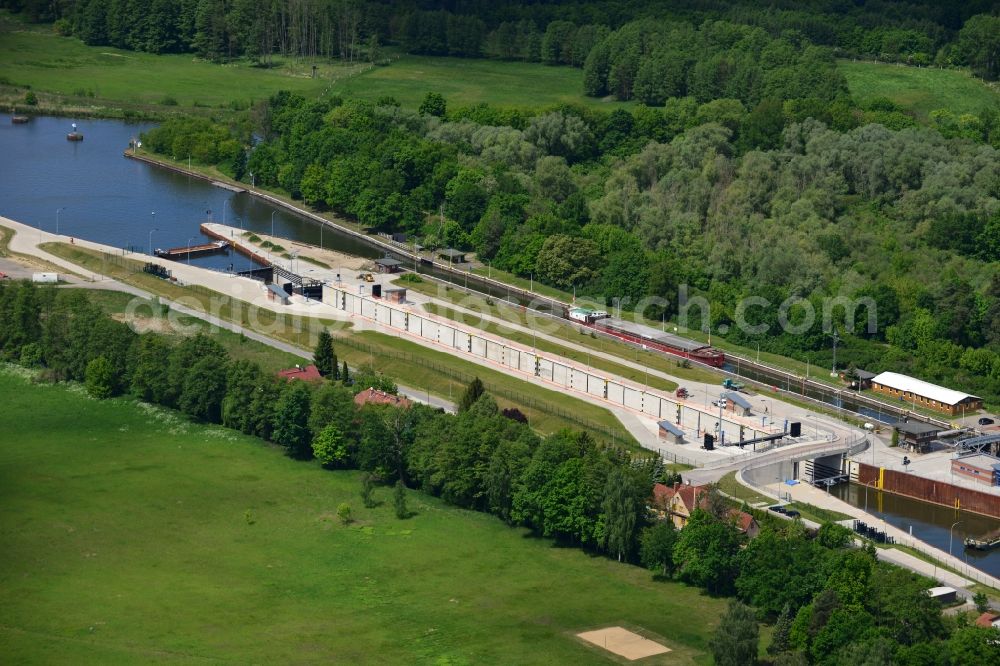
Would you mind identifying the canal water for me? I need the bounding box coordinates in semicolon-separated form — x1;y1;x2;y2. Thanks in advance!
831;482;1000;577
0;116;380;272
0;115;546;302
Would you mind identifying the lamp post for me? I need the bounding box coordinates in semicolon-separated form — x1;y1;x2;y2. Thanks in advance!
148;227;158;256
863;479;878;513
271;210;277;239
223;198;229;227
949;520;963;557
187;237;195;265
56;206;66;235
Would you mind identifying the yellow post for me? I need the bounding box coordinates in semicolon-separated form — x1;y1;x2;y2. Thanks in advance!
878;467;884;490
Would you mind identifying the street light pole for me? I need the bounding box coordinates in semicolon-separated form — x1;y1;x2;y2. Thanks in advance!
187;237;195;265
148;227;158;256
56;206;66;235
271;210;276;239
949;520;963;557
223;198;229;227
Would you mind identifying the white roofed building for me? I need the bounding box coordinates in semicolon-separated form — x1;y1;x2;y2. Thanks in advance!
870;372;982;416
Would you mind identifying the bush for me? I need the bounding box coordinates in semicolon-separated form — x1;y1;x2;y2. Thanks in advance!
159;96;179;106
85;356;116;399
53;19;72;36
337;502;352;524
24;91;37;106
397;272;423;284
19;342;44;368
394;480;408;519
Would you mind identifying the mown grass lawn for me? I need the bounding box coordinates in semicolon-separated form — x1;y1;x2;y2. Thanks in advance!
840;59;1000;120
0;369;723;664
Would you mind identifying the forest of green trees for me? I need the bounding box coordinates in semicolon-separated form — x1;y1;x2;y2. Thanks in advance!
4;1;1000;83
3;281;1000;664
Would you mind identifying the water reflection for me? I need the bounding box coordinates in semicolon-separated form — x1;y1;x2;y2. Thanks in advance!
831;482;1000;576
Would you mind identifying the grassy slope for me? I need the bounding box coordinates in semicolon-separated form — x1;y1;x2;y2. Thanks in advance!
0;13;350;110
330;54;629;110
0;370;721;664
84;289;305;374
840;60;1000;120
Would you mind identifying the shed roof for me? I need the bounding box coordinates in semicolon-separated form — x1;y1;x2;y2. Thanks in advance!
266;283;289;300
354;387;412;409
657;420;684;437
872;371;980;406
720;391;752;410
438;248;466;259
277;364;322;382
893;420;941;436
375;257;402;267
651;482;676;506
854;369;877;380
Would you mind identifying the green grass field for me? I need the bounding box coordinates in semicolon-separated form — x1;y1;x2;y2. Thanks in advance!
0;13;355;110
840;60;1000;120
0;368;723;663
330;55;629;110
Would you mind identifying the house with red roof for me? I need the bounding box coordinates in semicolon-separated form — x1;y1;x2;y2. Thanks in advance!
975;612;1000;629
650;482;758;537
277;364;322;382
354;387;412;409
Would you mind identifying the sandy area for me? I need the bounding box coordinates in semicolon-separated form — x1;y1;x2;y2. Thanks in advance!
577;626;671;661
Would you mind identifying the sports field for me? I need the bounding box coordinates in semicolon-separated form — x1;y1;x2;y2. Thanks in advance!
0;369;723;663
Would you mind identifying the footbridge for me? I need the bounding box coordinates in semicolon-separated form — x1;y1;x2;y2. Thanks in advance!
685;436;870;487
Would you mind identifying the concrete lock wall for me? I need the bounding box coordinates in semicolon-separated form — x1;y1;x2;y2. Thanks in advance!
389;308;407;329
552;363;568;387
321;285;756;444
623;386;643;411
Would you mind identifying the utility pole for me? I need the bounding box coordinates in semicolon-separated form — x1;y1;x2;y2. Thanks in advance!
830;328;840;375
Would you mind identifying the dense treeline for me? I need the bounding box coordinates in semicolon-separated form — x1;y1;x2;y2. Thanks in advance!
3;281;999;663
4;1;1000;81
0;281;656;559
144;89;1000;405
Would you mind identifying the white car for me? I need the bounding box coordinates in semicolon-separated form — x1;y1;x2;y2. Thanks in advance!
712;399;728;408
